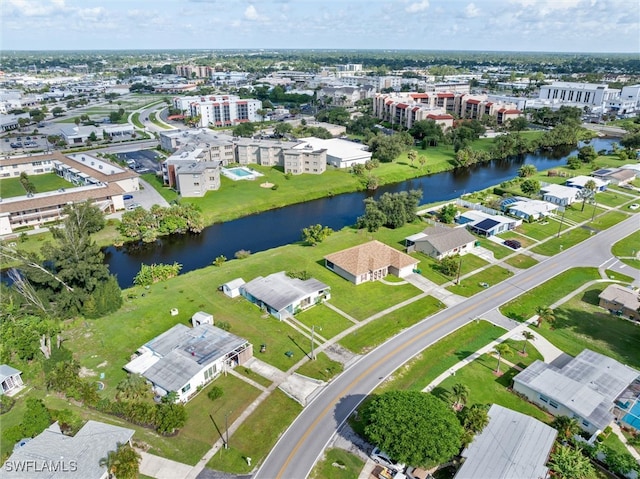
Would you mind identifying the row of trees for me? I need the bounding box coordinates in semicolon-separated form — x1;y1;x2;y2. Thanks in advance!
118;203;204;243
133;262;183;286
356;190;422;232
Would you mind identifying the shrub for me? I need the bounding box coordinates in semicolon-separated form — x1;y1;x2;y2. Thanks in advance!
0;395;15;415
286;270;312;280
234;249;251;259
208;386;224;401
271;184;279;190
216;321;231;331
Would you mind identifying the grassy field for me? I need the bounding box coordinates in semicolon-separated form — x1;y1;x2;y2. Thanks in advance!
431;352;553;423
131;112;145;129
500;267;601;321
206;389;302;474
339;295;445;354
500;230;535;247
514;220;558;241
149;111;172;130
379;320;506;392
446;265;513;297
475;238;512;259
596;190;635;208
296;352;344;381
411;251;453;285
612;230;640;269
531;227;592;256
536;285;640;369
310;448;365;479
140;173;179;203
504;254;538;269
296;304;354;339
0;174;73;198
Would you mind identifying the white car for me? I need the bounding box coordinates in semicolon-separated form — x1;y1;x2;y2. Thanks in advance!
629;204;639;210
371;447;406;472
126;203;142;211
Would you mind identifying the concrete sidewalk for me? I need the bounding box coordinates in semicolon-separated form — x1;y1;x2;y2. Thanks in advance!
139;451;193;479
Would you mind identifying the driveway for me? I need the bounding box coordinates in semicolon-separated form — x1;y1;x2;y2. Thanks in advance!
127;177;170;208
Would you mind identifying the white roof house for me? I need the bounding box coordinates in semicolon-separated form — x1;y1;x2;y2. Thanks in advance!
295;137;371;168
513;349;640;437
540;183;581;206
504;199;558;221
565;175;608;191
222;278;245;298
0;420;134;479
455;404;557;479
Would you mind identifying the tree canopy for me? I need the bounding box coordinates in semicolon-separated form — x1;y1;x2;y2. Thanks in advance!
361;391;463;468
356;190;422;231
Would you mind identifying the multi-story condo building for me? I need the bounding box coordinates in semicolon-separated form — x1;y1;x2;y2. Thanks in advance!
235;138;328;175
172;95;262;128
175;65;214;79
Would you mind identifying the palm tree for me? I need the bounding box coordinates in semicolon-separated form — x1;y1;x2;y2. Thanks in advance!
535;306;555;328
116;374;151;402
549;444;595;479
580;179;597;211
99;442;141;479
407;150;417;166
518;164;537;177
521;330;535;355
551;416;581;440
493;343;512;374
451;383;470;410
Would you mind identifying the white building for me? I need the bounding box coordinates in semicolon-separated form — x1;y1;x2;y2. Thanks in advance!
540;183;581;206
294;137;371;168
172;95;262;128
539;81;620;110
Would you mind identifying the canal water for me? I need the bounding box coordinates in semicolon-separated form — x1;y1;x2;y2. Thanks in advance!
103;138;613;287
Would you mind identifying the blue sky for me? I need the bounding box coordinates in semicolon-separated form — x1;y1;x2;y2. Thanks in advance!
2;0;639;52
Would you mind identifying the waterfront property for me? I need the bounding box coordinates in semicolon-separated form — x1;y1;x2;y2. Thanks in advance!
454;404;557;479
591;167;636;186
0;364;23;396
240;271;330;320
124;323;253;403
598;284;640;321
325;240;418;285
540;183;581;206
174;161;221;197
294;137;371;169
0;420;134;479
222;278;246;298
458;210;521;236
512;349;640;440
565;175;608;191
405;224;476;259
501;198;558;222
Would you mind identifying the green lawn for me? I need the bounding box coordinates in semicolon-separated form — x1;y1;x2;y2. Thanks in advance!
590;211;628;230
611;230;640;269
296;352;344;381
131;112;145;129
379;320;506;392
531;227;592;256
234;366;272;388
310;448;365;479
563;204;607;224
500;267;601;322
475;238;512;259
206;389;302;474
504;254;539;269
536;285;640;369
500;230;535;247
140;173;179;203
0;174;72;198
603;269;635;283
514;220;558;241
411;251;452;285
596;191;634;208
432;353;552;423
149;112;172;130
446;265;513;297
339;295;445;354
296;304;354;339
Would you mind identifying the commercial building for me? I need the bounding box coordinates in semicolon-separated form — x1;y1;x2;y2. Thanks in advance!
172;95;262;128
294;137;371;168
59;123;134;145
539;81;620;110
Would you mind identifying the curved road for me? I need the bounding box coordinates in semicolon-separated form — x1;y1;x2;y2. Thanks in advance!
255;216;639;479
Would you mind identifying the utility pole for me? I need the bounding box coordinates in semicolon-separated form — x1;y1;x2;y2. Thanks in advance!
224;411;229;449
556;207;566;238
456;255;463;285
311;325;316;360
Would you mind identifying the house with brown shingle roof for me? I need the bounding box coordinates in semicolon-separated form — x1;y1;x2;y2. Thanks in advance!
324;240;418;285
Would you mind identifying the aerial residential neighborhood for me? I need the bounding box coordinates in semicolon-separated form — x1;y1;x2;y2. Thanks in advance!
0;2;640;479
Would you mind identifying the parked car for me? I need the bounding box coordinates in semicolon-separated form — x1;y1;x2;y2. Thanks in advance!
123;194;134;200
629;204;639;210
503;239;522;249
126;203;142;210
371;447;405;472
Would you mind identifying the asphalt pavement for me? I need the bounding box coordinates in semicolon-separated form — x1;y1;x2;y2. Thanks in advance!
254;215;640;479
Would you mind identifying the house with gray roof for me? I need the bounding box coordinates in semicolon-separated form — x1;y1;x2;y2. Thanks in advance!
241;271;330;320
513;349;640;439
124;323;252;402
455;404;557;479
405;224;476;259
0;420;134;479
598;284;640;321
0;365;23;396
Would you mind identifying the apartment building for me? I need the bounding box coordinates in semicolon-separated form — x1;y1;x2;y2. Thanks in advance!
172;95;262;128
235;138;328;175
175;65;214;79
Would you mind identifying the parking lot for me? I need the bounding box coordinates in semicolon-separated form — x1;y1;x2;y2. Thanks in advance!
1;135;51;155
116;149;163;173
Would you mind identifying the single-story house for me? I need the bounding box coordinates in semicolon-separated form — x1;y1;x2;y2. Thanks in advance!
457;210;521;236
222;278;245;298
454;404;557;479
598;284;640;321
0;420;134;479
565;175;608;191
324;240;418;285
0;365;23;396
502;199;558;222
591;168;636;186
513;349;640;439
241;271;330;320
124;323;252;402
405;225;476;259
540;183;581;206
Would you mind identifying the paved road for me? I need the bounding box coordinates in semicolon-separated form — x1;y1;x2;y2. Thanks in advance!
255;216;640;479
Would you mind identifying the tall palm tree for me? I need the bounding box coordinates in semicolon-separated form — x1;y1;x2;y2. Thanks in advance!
535;306;555;328
551;416;581;440
451;383;470;409
99;443;141;479
493;343;512;374
521;330;535;355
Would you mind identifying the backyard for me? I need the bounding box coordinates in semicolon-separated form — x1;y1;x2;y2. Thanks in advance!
0;173;72;198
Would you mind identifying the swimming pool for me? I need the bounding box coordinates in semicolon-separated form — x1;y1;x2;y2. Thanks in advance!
622;399;640;430
221;167;264;181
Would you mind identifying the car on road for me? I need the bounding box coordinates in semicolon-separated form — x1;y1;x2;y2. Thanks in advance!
629;204;639;210
126;203;142;210
371;447;405;472
503;239;522;249
123;194;134;200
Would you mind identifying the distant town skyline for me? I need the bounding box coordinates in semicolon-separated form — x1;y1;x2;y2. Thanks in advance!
2;0;639;53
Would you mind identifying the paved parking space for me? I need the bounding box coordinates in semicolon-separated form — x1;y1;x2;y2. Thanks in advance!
139;451;193;479
123;178;170;209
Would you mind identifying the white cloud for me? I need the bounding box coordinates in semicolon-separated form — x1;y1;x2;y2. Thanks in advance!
77;7;105;21
244;5;260;20
406;0;429;13
6;0;68;17
464;3;480;17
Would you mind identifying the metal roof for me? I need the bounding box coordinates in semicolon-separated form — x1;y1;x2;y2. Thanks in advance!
455;404;557;479
0;365;21;383
242;271;329;312
471;218;500;232
0;421;134;479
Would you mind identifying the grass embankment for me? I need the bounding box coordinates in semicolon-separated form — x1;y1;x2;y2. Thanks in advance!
500;267;601;321
0;174;73;198
131;112;145;129
149;112;172;130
